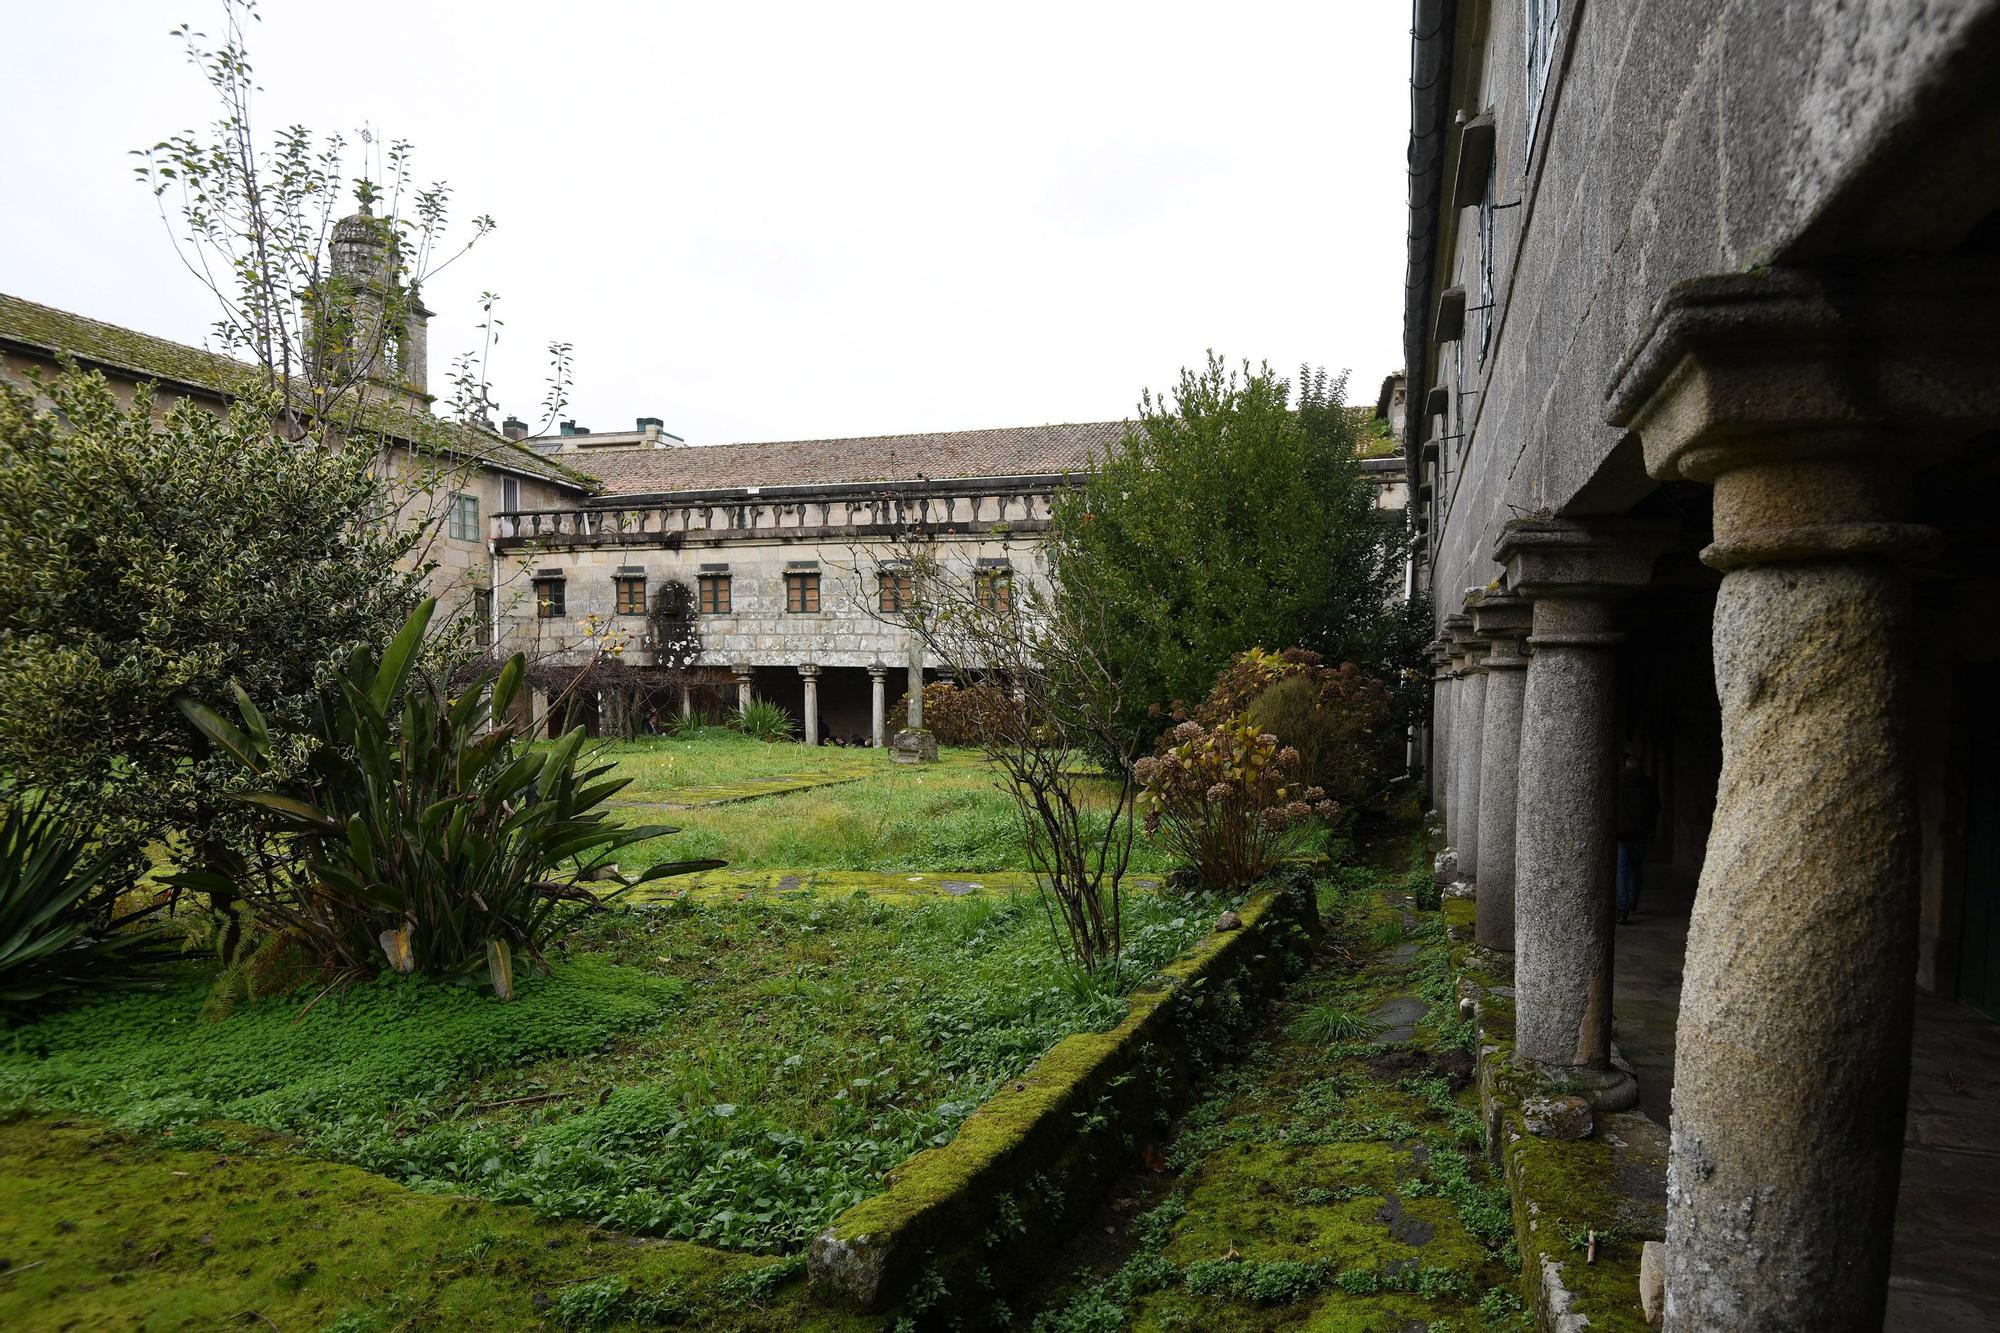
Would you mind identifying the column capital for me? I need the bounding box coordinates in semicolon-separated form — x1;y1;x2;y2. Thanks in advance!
731;664;754;680
1493;517;1673;602
1607;261;2000;485
1471;591;1532;665
866;662;888;679
798;663;821;679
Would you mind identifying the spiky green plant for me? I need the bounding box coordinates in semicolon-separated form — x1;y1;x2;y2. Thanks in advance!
177;600;721;992
1287;1002;1381;1045
0;795;170;1022
731;699;795;744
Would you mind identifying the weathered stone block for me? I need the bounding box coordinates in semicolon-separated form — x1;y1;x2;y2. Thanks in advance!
887;727;938;764
1523;1093;1594;1140
1639;1240;1666;1328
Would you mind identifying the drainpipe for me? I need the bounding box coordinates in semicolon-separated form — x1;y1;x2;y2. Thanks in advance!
1404;0;1456;533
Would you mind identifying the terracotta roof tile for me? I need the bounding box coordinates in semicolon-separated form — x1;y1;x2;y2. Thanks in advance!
569;420;1125;495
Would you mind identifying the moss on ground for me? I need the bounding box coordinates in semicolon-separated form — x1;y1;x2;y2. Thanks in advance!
1025;806;1530;1332
0;1115;864;1331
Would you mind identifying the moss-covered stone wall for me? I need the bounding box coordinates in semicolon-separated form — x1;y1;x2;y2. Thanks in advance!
805;876;1321;1317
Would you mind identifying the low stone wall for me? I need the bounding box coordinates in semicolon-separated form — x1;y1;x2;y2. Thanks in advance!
806;876;1321;1317
1443;895;1667;1332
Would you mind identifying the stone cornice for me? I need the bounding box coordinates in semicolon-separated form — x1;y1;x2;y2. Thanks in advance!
1605;261;2000;484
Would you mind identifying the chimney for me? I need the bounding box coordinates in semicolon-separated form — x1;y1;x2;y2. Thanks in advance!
502;416;528;442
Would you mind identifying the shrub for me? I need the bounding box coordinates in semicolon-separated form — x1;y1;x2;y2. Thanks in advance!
1045;357;1401;756
0;794;172;1022
178;600;722;992
919;681;1024;747
1196;648;1393;805
1135;717;1335;891
732;699;795;743
0;370;424;889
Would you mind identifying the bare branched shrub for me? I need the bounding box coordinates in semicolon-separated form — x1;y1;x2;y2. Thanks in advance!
880;523;1144;976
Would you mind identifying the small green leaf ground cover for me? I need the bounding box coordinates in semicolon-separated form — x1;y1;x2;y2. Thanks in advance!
1026;810;1529;1331
1;890;1215;1257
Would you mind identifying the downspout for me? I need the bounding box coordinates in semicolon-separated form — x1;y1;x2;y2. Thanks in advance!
1406;0;1455;802
1404;0;1455;513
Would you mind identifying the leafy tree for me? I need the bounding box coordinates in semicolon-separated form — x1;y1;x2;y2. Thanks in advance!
1048;355;1401;753
0;371;424;899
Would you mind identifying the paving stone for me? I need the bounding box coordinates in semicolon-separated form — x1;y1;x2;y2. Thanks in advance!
1369;997;1428;1044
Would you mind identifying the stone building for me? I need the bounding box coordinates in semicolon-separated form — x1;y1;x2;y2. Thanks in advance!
0;276;591;632
490;420;1121;744
1404;1;2000;1328
492;404;1413;746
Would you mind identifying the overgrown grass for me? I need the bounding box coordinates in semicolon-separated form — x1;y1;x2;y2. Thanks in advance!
1;889;1217;1254
597;733;1173;875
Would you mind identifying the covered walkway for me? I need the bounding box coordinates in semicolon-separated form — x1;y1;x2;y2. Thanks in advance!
1613;884;2000;1331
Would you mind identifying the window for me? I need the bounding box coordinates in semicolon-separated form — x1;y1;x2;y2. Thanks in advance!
878;568;912;614
698;573;733;614
534;577;566;619
472;586;493;649
1525;0;1561;152
501;476;521;512
615;575;647;616
785;570;821;613
1477;158;1496;367
975;567;1013;612
448;492;480;541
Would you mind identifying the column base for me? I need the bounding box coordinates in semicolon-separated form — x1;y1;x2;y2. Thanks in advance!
1519;1059;1640;1112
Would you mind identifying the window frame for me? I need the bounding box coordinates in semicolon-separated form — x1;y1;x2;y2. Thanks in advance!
614;574;647;617
534;576;566;619
784;569;822;614
501;476;522;512
472;586;494;649
1524;0;1561;155
448;491;480;542
698;572;733;615
878;568;912;614
974;567;1013;612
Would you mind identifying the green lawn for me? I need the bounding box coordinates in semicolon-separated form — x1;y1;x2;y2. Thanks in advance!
591;730;1174;879
0;730;1222;1326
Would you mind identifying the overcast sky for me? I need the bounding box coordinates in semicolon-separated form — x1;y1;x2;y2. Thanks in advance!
0;1;1408;445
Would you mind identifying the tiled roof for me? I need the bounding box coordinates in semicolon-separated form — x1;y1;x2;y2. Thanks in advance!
0;291;590;489
572;420;1126;495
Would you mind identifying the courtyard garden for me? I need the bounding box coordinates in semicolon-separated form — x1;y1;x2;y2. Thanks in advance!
3;267;1437;1325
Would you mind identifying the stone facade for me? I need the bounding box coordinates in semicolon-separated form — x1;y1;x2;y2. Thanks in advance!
1404;0;2000;1327
491;481;1056;672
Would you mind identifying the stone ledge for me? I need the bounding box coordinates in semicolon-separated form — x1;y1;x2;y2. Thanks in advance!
806;875;1321;1314
1443;896;1665;1332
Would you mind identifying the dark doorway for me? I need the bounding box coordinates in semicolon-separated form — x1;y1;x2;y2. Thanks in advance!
1961;674;2000;1021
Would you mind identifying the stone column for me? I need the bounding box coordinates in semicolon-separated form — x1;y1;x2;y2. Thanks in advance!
799;664;820;746
1471;591;1531;952
732;665;753;713
1449;602;1490;878
868;664;888;747
530;686;551;740
1426;638;1451;817
681;683;694;720
1497;518;1667;1109
1438;616;1469;846
1606;266;1988;1330
906;639;924;730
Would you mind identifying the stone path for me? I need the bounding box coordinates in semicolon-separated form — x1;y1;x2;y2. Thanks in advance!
1025;840;1523;1329
1613;876;2000;1332
610;772;864;809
